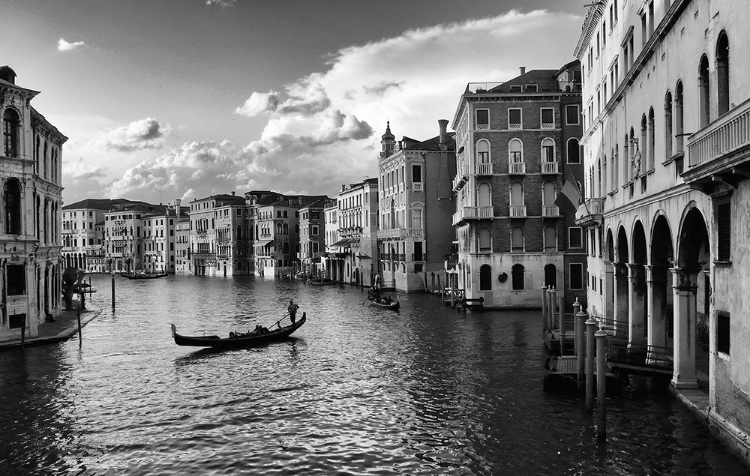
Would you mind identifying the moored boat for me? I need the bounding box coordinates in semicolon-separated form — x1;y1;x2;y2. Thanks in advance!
171;313;306;349
121;271;168;280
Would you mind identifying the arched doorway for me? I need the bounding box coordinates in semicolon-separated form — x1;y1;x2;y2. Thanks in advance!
673;206;710;389
613;226;630;337
649;215;674;353
630;221;648;346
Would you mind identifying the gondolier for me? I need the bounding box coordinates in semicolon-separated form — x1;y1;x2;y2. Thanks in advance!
288;299;299;323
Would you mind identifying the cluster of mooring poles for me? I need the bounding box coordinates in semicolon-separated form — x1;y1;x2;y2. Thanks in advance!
543;286;609;440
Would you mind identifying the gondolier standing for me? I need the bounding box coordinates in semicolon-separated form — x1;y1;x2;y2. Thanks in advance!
288;299;299;324
373;274;382;299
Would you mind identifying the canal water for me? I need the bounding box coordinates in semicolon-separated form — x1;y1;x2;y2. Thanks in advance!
0;276;747;475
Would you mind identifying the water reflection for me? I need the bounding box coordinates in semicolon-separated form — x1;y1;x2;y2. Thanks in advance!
0;275;746;475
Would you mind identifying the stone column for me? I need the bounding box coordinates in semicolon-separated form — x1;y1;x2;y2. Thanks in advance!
670;267;699;389
627;263;646;346
613;263;629;338
646;264;668;350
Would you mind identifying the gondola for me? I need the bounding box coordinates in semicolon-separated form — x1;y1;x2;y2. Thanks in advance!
307;279;337;286
369;297;400;310
121;271;169;280
171;313;306;349
367;289;400;310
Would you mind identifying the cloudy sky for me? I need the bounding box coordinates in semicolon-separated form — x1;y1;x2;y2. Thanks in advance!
3;0;584;205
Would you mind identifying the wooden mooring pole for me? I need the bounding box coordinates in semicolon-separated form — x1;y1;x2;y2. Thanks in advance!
585;314;597;411
596;328;608;440
574;298;586;393
111;271;116;310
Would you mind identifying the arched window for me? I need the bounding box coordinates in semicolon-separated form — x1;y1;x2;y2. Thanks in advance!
479;227;491;252
4;178;21;234
478;182;491;208
648;107;655;171
675;81;684;153
544;264;557;288
612;146;618;189
237;225;242;240
476;140;490;164
699;55;710;127
509;139;523;163
567;138;580;164
602;155;608;193
276;223;282;234
283;223;289;234
510;182;524;207
544;226;556;251
283;242;290;254
640;115;647;175
479;264;492;290
717;32;729;116
623;134;630;182
3;109;20;158
541;138;555;163
664;91;673;159
543;182;556;207
511;264;525;290
596;158;602;197
511;227;524;251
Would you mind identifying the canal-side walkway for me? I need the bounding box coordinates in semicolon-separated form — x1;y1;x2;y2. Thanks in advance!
0;305;101;350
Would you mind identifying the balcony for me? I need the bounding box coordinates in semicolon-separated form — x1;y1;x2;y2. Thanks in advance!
466;82;503;94
452;206;494;225
575;197;604;227
508;162;526;174
452;164;470;191
684;98;750;193
541;162;559;174
475;163;493;175
509;206;526;218
542;205;560;217
378;228;425;239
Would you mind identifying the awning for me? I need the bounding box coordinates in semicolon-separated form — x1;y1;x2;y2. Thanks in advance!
356;253;371;259
330;238;351;247
255;240;274;247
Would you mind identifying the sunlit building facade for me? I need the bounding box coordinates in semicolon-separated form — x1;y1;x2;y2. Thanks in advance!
575;0;750;461
0;66;66;339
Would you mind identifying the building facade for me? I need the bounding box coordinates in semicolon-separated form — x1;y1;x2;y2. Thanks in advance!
332;179;378;287
174;217;191;275
61;199;109;273
451;65;584;309
0;66;66;339
189;193;245;276
298;199;331;279
377;121;455;293
575;0;750;461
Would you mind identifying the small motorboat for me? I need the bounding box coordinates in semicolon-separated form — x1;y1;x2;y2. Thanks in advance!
171;313;306;349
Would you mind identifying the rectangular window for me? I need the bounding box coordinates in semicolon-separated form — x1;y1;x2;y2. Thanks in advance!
476;109;489;130
717;311;730;355
508;109;522;129
717;202;730;261
569;227;583;249
7;264;25;295
312;225;319;236
540;108;554;129
525;84;538;92
570;263;584;290
412;209;423;230
412;164;422;183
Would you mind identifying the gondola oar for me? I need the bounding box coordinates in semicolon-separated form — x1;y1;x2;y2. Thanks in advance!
270;312;290;328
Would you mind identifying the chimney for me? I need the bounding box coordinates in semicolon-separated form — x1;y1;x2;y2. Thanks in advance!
438;119;449;145
174;199;181;219
519;66;526;75
231;191;235;196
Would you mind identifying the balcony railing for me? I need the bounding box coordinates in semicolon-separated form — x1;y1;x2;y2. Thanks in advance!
541;162;559;174
475;163;493;175
686;98;750;170
509;206;527;217
542;205;560;217
508;162;526;174
452;164;470;190
378;228;425;239
452;206;493;226
466;82;503;94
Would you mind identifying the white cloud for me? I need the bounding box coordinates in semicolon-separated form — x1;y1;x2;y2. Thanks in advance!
91;118;172;152
66;9;582;203
57;38;85;52
205;0;235;7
